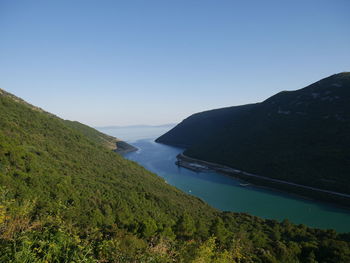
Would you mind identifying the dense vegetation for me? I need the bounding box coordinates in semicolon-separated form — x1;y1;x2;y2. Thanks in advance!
64;120;136;153
157;73;350;198
1;88;350;262
63;120;119;150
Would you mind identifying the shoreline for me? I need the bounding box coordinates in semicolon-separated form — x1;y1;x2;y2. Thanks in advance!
114;141;138;154
176;153;350;209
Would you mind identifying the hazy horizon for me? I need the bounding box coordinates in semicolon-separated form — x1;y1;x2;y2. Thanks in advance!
95;123;176;129
1;0;349;126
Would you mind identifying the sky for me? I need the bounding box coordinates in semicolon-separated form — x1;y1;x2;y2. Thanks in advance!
1;0;349;126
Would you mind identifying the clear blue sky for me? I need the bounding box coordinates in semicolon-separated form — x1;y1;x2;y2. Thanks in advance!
1;0;349;126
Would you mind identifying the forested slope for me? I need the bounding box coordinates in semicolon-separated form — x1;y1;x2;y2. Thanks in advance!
0;88;349;262
157;73;350;196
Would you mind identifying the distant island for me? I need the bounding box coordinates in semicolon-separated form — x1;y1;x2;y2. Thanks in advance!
96;123;176;130
156;72;350;206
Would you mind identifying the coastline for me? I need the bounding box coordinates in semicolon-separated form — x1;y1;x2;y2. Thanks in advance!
176;153;350;209
114;141;138;154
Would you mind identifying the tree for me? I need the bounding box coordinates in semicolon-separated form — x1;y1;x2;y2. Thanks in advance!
210;218;229;243
140;217;158;238
176;213;195;239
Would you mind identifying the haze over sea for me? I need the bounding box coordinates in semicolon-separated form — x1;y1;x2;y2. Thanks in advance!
98;125;350;233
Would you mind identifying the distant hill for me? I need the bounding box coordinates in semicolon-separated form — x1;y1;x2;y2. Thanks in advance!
157;73;350;198
1;88;350;262
96;124;176;129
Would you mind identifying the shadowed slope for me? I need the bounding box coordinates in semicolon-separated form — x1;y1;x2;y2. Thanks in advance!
157;73;350;195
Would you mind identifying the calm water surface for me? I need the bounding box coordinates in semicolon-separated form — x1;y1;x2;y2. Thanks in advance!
99;125;350;233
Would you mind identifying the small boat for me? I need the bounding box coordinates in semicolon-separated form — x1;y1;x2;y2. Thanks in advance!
239;183;250;187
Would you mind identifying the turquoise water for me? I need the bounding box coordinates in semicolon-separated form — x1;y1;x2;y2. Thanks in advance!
99;126;350;233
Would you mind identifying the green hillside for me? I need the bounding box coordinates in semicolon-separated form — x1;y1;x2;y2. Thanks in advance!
157;73;350;201
63;120;119;150
64;119;137;153
1;89;350;262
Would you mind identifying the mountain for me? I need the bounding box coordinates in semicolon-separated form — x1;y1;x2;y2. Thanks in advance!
1;88;350;262
156;73;350;204
96;124;176;129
